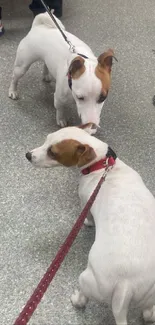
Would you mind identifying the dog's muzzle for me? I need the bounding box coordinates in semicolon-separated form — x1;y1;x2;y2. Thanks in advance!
26;152;32;162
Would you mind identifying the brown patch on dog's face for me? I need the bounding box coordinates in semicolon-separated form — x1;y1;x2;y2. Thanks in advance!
48;139;96;167
68;56;85;79
95;49;116;96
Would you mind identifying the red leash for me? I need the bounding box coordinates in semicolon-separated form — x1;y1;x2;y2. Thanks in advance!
14;160;115;325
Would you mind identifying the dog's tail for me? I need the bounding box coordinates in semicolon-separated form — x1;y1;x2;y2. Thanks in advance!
32;11;65;30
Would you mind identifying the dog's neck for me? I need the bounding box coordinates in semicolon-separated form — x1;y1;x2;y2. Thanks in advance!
68;53;97;63
79;136;112;171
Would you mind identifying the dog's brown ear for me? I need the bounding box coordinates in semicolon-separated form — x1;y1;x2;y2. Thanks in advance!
76;144;96;167
68;56;85;79
51;139;96;168
97;49;117;73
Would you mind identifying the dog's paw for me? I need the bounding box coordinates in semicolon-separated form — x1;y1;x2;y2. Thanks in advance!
56;109;67;127
143;306;155;322
71;290;87;308
9;89;19;100
56;117;67;128
42;74;52;83
84;218;94;227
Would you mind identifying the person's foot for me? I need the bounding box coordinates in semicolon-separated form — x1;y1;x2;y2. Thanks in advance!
29;2;45;17
50;0;63;17
29;1;62;18
30;7;62;18
53;7;62;18
0;23;4;36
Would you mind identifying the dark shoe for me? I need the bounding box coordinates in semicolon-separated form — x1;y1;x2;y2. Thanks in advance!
53;8;62;17
29;0;62;18
30;7;46;17
29;2;46;17
46;0;62;17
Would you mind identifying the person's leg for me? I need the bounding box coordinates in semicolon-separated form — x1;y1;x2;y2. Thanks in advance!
29;0;46;17
49;0;62;18
0;7;5;36
29;0;62;18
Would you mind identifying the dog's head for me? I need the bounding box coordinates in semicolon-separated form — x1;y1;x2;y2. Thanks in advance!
68;49;116;132
25;123;108;168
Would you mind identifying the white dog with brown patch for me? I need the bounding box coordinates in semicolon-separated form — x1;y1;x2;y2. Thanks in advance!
9;12;116;131
26;123;155;325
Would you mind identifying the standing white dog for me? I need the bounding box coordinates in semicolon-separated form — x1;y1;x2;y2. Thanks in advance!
26;123;155;325
9;12;116;131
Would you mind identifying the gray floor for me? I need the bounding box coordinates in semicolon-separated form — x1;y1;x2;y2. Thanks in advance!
0;0;155;324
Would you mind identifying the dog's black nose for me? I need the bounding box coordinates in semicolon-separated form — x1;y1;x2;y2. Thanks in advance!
26;152;32;162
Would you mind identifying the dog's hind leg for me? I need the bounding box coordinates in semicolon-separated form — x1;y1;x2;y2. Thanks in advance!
71;267;99;308
42;64;52;82
143;305;155;322
112;281;132;325
71;289;88;308
9;40;37;100
84;212;94;227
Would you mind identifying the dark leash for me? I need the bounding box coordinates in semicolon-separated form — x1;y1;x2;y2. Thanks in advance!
39;0;88;90
40;0;117;89
40;0;76;53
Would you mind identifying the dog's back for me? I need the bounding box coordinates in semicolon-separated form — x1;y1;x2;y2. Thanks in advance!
86;160;155;306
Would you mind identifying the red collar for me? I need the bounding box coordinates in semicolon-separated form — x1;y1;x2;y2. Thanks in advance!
81;156;116;175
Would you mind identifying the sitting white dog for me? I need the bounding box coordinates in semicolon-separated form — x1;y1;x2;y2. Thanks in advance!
9;12;116;131
25;123;155;325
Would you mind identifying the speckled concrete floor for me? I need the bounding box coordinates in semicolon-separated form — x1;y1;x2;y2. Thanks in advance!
1;1;155;324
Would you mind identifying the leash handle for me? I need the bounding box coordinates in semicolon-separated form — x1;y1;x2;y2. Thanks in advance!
13;175;104;325
40;0;76;53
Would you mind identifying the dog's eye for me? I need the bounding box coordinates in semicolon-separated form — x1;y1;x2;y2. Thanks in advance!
47;147;56;160
77;96;84;101
97;94;107;103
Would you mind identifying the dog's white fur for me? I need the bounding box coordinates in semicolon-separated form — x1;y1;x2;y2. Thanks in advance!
8;13;111;130
27;127;155;325
26;125;155;325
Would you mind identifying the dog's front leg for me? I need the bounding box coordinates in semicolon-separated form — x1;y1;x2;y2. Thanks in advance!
54;93;67;127
42;64;52;82
80;200;94;227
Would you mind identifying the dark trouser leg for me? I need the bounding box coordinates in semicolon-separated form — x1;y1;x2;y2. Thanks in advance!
29;0;63;18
